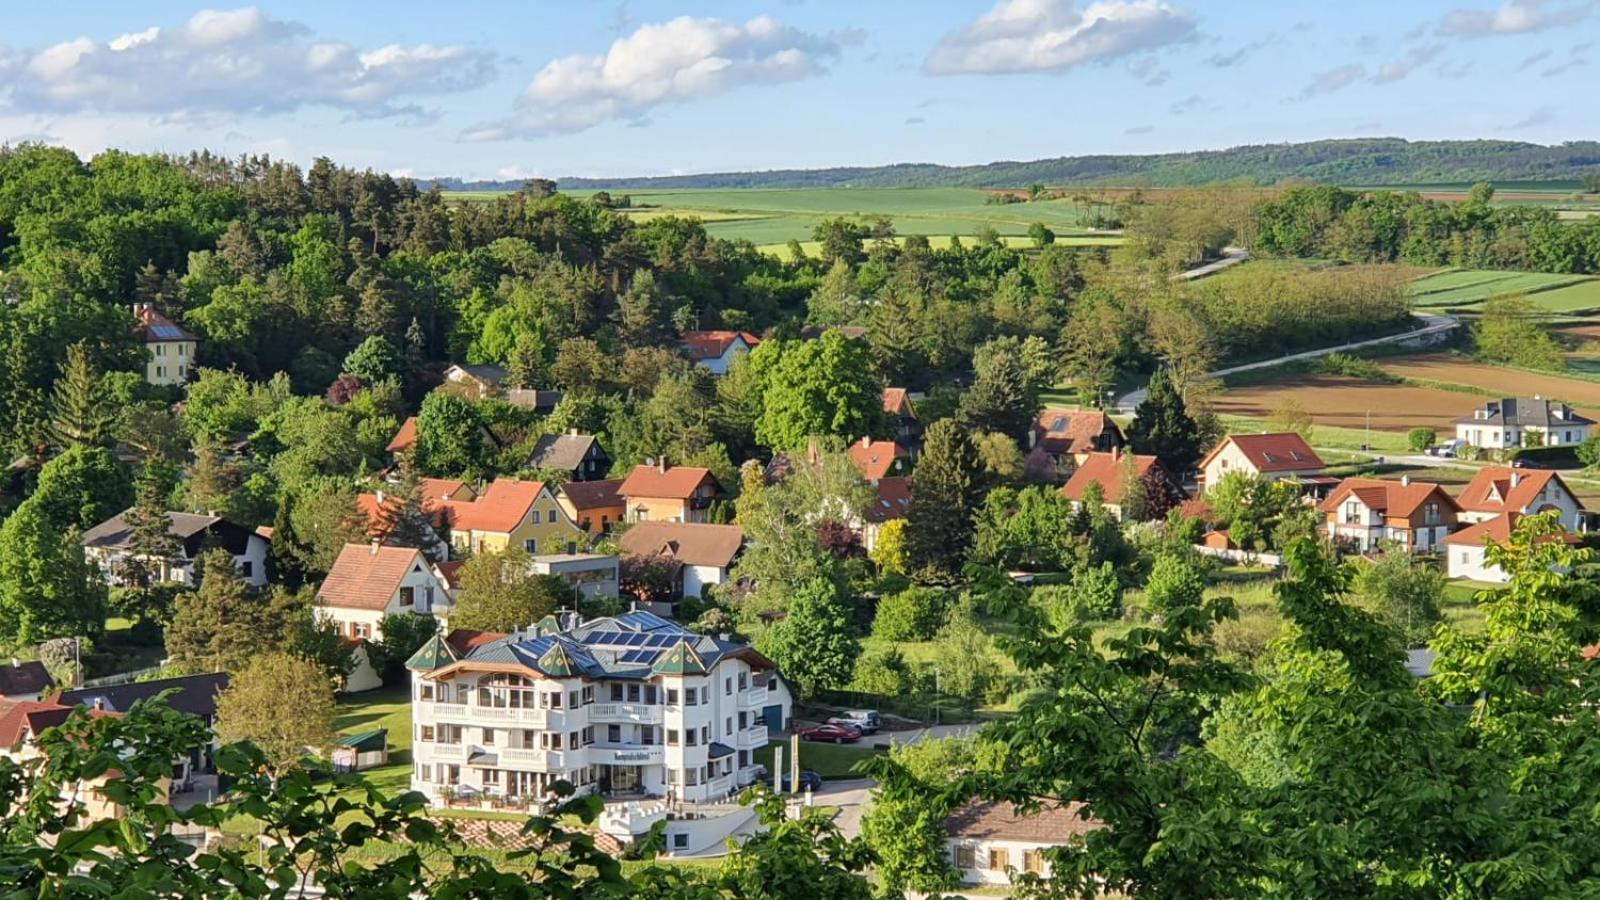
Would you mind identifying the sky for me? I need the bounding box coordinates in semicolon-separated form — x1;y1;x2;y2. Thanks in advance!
0;0;1595;180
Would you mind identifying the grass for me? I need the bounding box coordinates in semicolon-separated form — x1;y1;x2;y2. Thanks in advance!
332;685;415;797
1409;267;1600;313
757;233;1122;259
1214;415;1413;453
754;738;883;779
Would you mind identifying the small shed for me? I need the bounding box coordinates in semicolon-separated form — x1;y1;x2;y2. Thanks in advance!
331;729;389;773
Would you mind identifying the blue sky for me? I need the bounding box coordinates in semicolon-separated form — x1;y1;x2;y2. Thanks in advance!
0;1;1594;179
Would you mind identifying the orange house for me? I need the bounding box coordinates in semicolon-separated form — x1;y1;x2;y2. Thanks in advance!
620;460;723;524
1318;477;1461;554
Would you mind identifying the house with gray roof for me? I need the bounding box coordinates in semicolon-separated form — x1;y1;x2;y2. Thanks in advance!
527;431;611;482
81;510;269;587
1455;396;1595;449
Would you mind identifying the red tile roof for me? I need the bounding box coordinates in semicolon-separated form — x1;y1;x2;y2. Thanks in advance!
866;476;911;523
619;463;718;501
1444;512;1582;547
316;544;429;611
133;303;198;343
1061;451;1159;506
618;522;745;569
434;560;465;590
847;437;908;481
1202;433;1324;474
0;699;117;749
883;387;915;418
681;331;760;361
1317;478;1461;518
445;628;507;657
1456;467;1576;516
387;416;419;453
440;479;546;533
944;799;1100;843
1033;409;1119;455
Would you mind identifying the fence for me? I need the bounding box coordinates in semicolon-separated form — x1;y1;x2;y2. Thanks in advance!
78;664;166;689
1195;545;1284;569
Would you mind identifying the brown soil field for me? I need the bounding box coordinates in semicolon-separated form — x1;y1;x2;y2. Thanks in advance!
1379;353;1600;414
1214;374;1476;431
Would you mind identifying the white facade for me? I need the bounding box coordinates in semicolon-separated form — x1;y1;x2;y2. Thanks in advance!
85;532;269;588
1201;441;1320;490
948;839;1054;886
682;564;727;600
1447;544;1507;583
698;339;754;376
1456;403;1592;449
317;561;451;643
1459;477;1584;532
410;661;778;807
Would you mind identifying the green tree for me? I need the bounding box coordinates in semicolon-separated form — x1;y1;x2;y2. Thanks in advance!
869;518;908;575
1126;368;1203;477
118;475;183;622
28;444;135;532
870;586;950;642
905;419;980;578
958;338;1039;443
451;547;578;632
1028;221;1055;247
371;612;439;683
214;651;336;771
341;335;402;384
811;217;871;266
851;648;913;695
413;391;487;476
1407;427;1436;452
862;736;993;893
751;333;887;451
0;505;105;645
47;342;116;449
756;577;860;699
1351;550;1444;646
164;550;271;673
1474;294;1565;371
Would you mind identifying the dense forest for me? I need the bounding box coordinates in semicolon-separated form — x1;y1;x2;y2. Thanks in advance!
499;138;1600;190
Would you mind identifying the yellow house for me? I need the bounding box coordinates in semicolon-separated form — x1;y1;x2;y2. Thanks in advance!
133;303;199;386
440;478;586;556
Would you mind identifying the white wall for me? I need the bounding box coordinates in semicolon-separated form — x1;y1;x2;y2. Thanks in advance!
683;564;726;599
1447;545;1507;583
948;838;1054;886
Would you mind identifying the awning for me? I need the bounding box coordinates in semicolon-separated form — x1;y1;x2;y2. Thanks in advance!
708;742;735;759
467;751;499;767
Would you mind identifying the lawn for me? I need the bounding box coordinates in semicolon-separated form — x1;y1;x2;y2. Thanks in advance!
754;738;883;780
333;684;416;796
1409;267;1600;313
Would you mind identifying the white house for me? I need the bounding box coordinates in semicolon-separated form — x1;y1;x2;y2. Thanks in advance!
314;544;453;642
945;799;1100;888
1316;477;1462;554
133;303;198;386
680;331;760;375
405;609;787;809
81;510;270;587
1200;433;1326;490
617;522;743;600
1454;397;1594;449
1454;467;1586;532
1445;512;1582;582
531;553;620;600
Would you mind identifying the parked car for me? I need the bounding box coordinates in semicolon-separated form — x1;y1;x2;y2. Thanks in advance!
763;768;823;793
800;723;861;743
830;710;881;735
824;719;863;737
1428;439;1466;458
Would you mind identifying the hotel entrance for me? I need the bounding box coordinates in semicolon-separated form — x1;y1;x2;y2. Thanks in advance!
603;764;642;795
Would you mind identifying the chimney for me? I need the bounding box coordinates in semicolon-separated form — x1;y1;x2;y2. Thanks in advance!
374;489;386;504
718;633;731;642
1511;472;1522;488
369;540;381;555
92;698;105;712
568;427;579;437
860;436;872;448
1400;475;1411;487
9;658;17;668
656;456;668;474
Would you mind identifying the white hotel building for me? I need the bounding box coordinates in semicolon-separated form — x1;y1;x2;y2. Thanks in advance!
406;610;788;806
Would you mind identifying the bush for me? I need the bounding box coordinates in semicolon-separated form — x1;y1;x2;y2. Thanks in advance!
1407;428;1436;452
851;649;913;695
1579;435;1600;469
870;587;950;642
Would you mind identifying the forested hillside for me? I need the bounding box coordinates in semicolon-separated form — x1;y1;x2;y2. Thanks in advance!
484;138;1600;191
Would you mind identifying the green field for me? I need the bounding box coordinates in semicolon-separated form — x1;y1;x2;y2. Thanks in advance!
1410;268;1600;313
759;233;1124;260
448;186;1115;246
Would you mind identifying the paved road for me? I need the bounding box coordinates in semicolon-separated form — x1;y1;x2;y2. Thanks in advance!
1115;313;1460;415
1172;246;1251;281
813;777;875;838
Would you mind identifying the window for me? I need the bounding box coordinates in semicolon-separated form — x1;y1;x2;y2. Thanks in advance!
1023;850;1046;875
399;586;414;607
1424;502;1440;525
986;849;1007;870
524;539;537;553
419;683;434;701
547;510;557;523
608;725;621;743
1460;551;1469;564
238;560;253;578
666;689;679;705
569;731;579;748
544;733;564;751
611;684;624;701
701;725;711;743
582;686;594;704
673;834;688;849
567;541;577;554
352;622;372;640
645;685;658;704
423;586;434;611
549;692;563;709
156;366;166;378
155;344;166;357
483;768;499;785
416;762;432;783
568;690;580;708
418;725;435;742
178;344;185;357
726;717;733;736
725;677;732;696
738;712;747;729
737;673;748;691
626;684;641;703
686;730;697;746
667;729;679;746
955;846;976;869
738;750;748;767
482;728;495;746
684;688;697;706
1342;500;1361;525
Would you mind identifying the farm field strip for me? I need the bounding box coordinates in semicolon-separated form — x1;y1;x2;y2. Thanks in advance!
1376;354;1600;413
1409;267;1600;312
1213;374;1478;434
757;234;1124;259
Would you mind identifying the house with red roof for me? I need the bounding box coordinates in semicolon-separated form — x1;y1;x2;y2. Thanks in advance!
1454;466;1585;532
556;478;626;536
1318;476;1461;553
620;460;723;523
847;436;910;482
882;387;923;451
945;799;1100;887
862;476;911;551
438;478;585;556
0;698;129;822
1200;433;1326;491
355;477;474;559
386;416;419;454
680;330;760;375
1445;512;1582;582
1060;449;1179;521
315;543;452;643
1028;409;1125;479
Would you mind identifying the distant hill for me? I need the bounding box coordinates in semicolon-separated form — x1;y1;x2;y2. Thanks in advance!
430;139;1600;192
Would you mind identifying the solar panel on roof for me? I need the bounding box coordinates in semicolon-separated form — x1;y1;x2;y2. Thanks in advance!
628;633;648;646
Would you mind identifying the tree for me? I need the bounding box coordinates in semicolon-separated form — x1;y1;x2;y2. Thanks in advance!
285;479;366;576
48;342;116;448
164;550;273;674
851;648;913;695
620;553;680;605
452;547;578;632
28;444;135;532
118;475;183;621
862;737;992;893
1028;221;1055;247
870;586;950;642
1407;427;1436;452
1126;368;1203;478
868;518;908;574
413;391;487;476
341;335;402;383
1351;549;1445;646
1474;294;1565;371
930;599;999;701
958;338;1038;443
811;217;870;266
370;457;439;559
1584;173;1600;194
1268;398;1314;439
370;612;439;683
905;419;980;578
0;505;105;645
214;651;336;770
757;577;860;698
751;333;887;451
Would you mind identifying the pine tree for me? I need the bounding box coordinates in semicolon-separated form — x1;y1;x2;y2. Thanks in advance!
904;419;980;579
958;338;1038;443
122;476;181;617
376;454;439;560
1127;369;1203;478
48;343;116;449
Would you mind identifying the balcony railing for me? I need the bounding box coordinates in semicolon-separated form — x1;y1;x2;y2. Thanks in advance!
738;725;769;748
738;687;769;710
471;705;549;727
415;701;469;721
591;702;664;724
416;742;468;763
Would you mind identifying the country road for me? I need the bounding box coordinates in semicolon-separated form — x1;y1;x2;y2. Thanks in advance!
1114;312;1459;416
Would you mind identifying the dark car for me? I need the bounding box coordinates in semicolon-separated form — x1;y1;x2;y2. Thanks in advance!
800;723;861;743
764;769;823;793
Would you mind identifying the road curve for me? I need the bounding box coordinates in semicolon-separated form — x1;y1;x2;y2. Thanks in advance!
1114;313;1459;416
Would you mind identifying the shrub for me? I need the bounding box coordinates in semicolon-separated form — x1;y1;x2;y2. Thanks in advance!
851;648;913;695
871;587;950;642
1407;428;1436;452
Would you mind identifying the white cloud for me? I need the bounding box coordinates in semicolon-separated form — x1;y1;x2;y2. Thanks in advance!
0;6;495;120
464;15;842;140
1497;106;1558;130
1439;0;1596;36
1297;64;1367;99
1373;45;1442;83
924;0;1197;76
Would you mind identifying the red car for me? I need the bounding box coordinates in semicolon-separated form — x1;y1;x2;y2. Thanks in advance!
800;723;861;744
